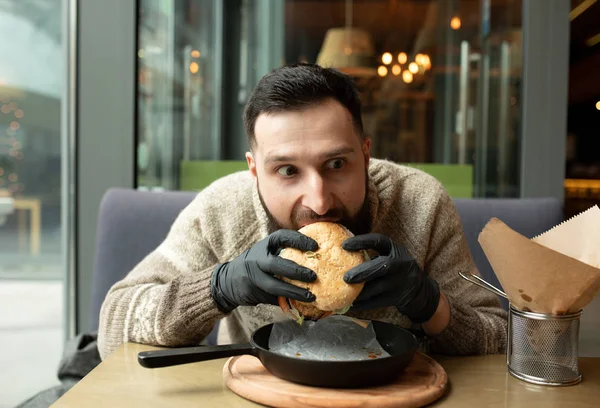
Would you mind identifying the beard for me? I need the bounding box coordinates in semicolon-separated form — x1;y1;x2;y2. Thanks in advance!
257;171;371;236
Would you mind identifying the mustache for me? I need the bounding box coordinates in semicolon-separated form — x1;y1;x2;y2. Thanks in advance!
291;208;346;226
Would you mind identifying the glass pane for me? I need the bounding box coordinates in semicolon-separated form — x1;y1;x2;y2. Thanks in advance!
0;0;66;405
565;0;600;219
137;0;223;190
137;0;523;198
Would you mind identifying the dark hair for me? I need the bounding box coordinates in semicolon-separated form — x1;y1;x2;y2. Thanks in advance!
243;63;364;150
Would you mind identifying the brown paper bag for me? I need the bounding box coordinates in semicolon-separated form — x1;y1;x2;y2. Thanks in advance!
477;206;600;314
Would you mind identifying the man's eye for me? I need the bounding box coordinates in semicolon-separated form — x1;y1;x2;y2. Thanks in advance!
277;165;297;177
326;159;345;170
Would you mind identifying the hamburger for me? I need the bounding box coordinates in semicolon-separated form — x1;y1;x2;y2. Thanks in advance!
278;222;368;324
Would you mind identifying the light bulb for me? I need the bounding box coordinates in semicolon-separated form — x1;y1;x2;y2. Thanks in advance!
451;16;461;30
397;52;407;64
382;52;393;65
422;55;431;69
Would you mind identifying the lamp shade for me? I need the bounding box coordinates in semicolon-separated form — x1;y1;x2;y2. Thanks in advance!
316;27;376;77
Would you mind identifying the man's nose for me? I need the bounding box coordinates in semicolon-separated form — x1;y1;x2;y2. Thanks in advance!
301;174;333;216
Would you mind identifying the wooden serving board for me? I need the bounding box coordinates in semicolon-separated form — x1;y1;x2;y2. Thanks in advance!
223;352;447;408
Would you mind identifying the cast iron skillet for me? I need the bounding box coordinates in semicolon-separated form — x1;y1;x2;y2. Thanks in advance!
138;320;419;388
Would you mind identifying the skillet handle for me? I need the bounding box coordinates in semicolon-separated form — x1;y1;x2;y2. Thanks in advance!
404;328;430;353
138;343;256;368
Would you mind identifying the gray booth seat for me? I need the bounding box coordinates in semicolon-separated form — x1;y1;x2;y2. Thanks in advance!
90;189;205;338
90;188;564;346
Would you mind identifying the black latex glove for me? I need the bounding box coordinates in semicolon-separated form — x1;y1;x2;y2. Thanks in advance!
342;233;440;324
210;230;318;313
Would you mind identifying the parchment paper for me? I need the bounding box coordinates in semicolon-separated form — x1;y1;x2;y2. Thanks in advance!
478;206;600;314
268;315;391;361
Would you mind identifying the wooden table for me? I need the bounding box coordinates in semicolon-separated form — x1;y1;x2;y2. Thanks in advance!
52;343;600;407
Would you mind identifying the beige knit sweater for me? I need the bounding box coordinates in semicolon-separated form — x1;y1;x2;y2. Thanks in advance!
98;158;507;360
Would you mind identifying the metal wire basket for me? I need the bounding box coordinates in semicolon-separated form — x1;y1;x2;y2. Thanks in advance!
460;272;582;386
508;305;581;386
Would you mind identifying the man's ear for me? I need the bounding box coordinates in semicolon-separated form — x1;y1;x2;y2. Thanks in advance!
362;137;371;168
246;151;257;179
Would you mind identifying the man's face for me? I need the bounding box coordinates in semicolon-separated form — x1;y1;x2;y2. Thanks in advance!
246;98;371;234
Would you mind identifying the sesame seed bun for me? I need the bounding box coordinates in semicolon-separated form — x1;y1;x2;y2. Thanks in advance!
278;222;366;321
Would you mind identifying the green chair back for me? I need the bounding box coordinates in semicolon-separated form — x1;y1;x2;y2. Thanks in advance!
179;160;473;198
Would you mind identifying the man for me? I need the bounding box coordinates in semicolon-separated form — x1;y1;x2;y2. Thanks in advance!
98;63;507;359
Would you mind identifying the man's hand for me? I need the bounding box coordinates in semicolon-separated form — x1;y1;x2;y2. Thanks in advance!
210;230;318;313
342;233;440;324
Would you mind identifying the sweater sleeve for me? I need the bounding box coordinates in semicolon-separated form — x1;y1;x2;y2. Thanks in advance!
97;198;227;360
424;187;508;355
